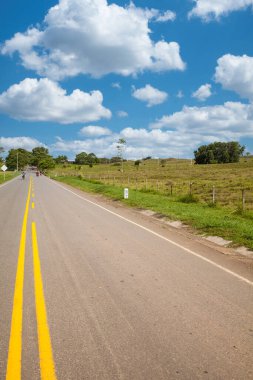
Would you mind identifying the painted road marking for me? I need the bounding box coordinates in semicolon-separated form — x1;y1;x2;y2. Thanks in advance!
32;202;35;209
52;180;253;287
5;179;32;380
32;222;58;380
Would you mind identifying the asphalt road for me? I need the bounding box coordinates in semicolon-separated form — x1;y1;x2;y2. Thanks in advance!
0;173;252;380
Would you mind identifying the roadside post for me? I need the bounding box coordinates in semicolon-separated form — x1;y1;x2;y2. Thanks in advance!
1;164;7;181
124;188;129;199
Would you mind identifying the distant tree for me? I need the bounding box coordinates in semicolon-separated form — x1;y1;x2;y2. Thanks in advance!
87;153;99;166
0;147;4;165
75;152;98;166
31;147;50;166
116;138;126;172
38;156;55;171
110;156;121;163
194;142;245;164
6;148;32;170
54;155;68;164
134;160;141;169
75;152;88;165
99;157;110;164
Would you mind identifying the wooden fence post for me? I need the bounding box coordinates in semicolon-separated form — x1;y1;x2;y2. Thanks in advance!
242;189;246;211
212;186;215;204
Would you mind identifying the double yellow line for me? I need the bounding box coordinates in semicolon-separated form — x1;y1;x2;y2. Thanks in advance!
6;178;57;380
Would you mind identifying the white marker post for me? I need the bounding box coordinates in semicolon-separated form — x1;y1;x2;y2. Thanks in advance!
1;164;7;181
124;188;129;199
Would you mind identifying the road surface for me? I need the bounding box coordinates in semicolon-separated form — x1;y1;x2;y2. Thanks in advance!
0;173;252;379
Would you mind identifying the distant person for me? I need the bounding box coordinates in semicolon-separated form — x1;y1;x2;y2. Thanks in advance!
22;171;26;180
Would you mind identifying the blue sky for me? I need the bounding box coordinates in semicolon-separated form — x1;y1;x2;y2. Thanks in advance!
0;0;253;159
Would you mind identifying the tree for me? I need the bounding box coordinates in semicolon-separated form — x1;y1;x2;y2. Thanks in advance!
134;160;141;169
54;155;68;164
75;152;88;165
194;142;245;164
38;156;55;171
31;147;50;166
75;152;98;166
6;149;32;170
0;147;4;165
116;138;126;172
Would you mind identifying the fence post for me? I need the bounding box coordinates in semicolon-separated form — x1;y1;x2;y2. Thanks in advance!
212;185;215;204
189;182;193;195
242;189;246;211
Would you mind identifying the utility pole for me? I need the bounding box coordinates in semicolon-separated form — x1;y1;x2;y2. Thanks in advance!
17;152;19;171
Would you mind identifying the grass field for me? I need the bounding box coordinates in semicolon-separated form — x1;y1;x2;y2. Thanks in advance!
49;157;253;211
48;157;253;250
0;171;19;184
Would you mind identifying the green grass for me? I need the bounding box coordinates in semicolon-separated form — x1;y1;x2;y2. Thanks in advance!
49;157;253;210
53;175;253;250
0;171;19;184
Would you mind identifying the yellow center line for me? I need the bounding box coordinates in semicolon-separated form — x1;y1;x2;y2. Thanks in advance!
32;222;58;380
32;202;35;209
5;179;32;380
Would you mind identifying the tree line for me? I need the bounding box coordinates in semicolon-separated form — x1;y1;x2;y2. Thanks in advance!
0;141;247;170
194;141;245;164
1;147;56;171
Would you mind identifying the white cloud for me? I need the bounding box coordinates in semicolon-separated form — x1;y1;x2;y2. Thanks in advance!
0;78;111;124
177;90;184;99
1;0;185;80
50;100;253;159
117;111;128;118
192;83;212;101
154;10;176;22
150;102;253;139
0;136;45;151
111;82;121;90
215;54;253;101
132;84;168;107
189;0;253;21
79;126;112;137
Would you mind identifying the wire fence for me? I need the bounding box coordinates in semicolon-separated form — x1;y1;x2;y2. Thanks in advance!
54;171;253;212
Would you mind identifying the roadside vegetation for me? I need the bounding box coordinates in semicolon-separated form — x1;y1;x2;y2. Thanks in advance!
0;171;19;184
48;156;253;250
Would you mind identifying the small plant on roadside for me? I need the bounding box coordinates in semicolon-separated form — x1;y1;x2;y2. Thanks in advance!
177;194;199;203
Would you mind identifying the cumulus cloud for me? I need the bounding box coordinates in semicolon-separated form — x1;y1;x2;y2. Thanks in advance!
111;82;121;90
0;78;111;124
192;83;212;101
150;102;253;139
0;136;45;151
177;90;184;99
117;111;128;118
50;99;253;159
132;84;168;107
189;0;253;21
215;54;253;101
79;125;112;137
51;130;187;159
154;10;176;22
1;0;185;80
